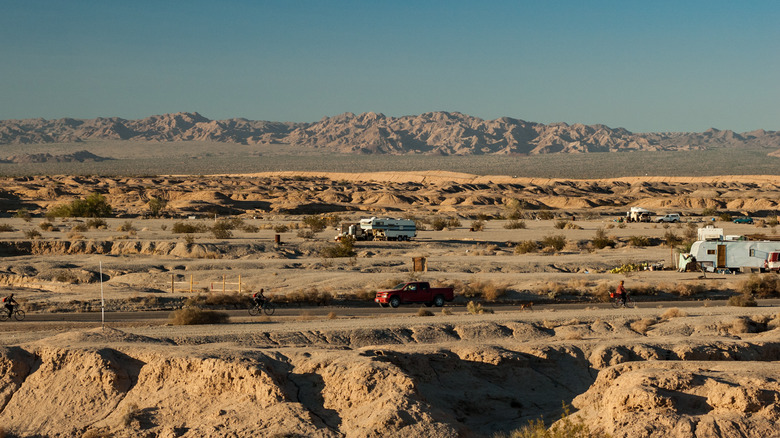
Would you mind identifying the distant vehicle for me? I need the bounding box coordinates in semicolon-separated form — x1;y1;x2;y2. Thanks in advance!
656;213;681;223
336;217;417;241
375;282;454;308
733;216;754;224
626;207;654;222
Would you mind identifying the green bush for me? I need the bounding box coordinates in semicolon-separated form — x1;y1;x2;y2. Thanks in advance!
14;208;31;221
593;228;616;249
719;213;733;222
47;192;112;218
303;215;328;232
628;235;651;247
148;197;167;217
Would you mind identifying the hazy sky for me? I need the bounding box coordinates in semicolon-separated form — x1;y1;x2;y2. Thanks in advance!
2;1;778;132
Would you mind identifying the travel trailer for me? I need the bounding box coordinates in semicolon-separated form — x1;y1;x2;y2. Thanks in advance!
626;207;654;222
689;239;780;272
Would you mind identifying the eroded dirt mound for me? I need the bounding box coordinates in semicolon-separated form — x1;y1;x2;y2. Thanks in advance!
2;311;780;437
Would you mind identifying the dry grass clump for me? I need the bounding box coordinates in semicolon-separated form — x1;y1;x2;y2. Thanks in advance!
327;311;338;320
495;403;609;438
441;308;453;316
417;308;434;317
169;307;229;325
660;307;687;319
465;280;508;301
466;301;494;315
0;223;15;232
630;318;658;334
504;220;527;229
669;282;706;297
738;274;780;298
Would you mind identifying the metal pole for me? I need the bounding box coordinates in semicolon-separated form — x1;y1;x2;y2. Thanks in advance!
100;261;105;330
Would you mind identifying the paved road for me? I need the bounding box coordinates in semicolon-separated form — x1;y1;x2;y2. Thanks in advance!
12;298;780;324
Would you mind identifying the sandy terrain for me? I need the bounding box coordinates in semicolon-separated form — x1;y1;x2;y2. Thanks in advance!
0;171;779;436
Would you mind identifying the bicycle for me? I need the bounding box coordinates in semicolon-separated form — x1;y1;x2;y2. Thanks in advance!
248;301;275;316
0;306;26;321
611;294;635;309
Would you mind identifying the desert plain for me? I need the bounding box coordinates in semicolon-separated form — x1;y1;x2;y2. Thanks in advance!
1;166;780;437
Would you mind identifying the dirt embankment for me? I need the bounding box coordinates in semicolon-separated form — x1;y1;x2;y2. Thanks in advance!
2;309;780;437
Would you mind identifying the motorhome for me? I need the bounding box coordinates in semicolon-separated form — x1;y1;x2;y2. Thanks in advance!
626;207;654;222
336;217;417;241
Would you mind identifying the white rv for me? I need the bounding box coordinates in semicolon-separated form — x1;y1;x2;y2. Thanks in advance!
336;217;416;241
689;239;780;272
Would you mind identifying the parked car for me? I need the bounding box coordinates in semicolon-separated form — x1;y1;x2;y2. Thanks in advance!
656;214;680;223
733;216;754;224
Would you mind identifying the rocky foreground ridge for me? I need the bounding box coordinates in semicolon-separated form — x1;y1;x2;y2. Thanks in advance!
2;111;780;155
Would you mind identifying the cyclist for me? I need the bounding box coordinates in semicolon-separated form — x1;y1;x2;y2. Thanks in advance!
252;289;266;309
3;293;18;316
615;281;628;306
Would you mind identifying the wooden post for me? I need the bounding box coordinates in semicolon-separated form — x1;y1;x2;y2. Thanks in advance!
190;275;193;293
171;275;174;293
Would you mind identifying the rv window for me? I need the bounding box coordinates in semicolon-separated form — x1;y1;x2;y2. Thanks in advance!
707;250;715;255
750;249;756;257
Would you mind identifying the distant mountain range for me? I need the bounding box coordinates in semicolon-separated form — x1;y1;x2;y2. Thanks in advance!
2;111;779;155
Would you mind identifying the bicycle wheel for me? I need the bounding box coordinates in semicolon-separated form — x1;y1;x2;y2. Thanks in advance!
248;305;260;316
611;298;621;309
262;303;275;316
13;309;25;321
0;310;8;322
624;296;635;309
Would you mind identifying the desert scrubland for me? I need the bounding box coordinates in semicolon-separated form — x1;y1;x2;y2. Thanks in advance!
0;167;780;437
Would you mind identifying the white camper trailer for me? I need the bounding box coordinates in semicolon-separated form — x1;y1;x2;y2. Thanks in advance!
689;239;780;272
336;217;416;241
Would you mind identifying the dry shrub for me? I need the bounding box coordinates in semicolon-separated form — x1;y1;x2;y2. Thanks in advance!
297;311;315;321
738;274;780;298
670;282;706;297
728;294;757;307
727;317;753;334
441;308;452;316
661;308;687;319
564;222;583;230
514;240;539;254
504;220;526;229
591;282;613;302
417;308;434;317
465;280;507;301
466;301;494;315
327;311;338;320
540;235;566;251
284;287;333;305
542;320;558;329
631;318;658;334
204;292;246;308
169;308;229;325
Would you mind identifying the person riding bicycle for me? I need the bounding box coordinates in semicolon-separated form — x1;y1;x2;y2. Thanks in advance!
615;280;628;306
3;293;18;316
252;289;266;308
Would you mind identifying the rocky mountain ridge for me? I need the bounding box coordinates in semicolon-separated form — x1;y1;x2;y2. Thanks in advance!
2;111;779;155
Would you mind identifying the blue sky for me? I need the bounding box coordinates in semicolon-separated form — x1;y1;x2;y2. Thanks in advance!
2;1;778;132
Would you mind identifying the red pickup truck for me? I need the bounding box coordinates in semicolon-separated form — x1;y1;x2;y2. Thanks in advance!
375;282;454;308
